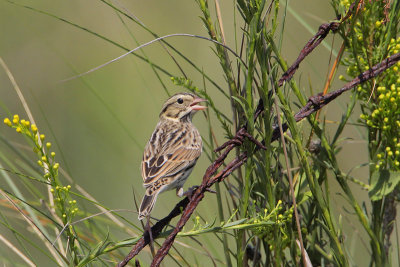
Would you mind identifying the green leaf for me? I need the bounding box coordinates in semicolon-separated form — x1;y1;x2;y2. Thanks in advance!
77;233;112;267
369;170;400;201
231;96;250;118
223;218;247;228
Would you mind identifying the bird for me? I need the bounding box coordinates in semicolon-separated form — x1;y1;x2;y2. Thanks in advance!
138;92;206;220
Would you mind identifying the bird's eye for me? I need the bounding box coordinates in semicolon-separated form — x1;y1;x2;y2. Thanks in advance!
177;98;184;104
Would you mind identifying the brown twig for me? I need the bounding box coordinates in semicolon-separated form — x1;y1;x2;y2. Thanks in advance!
293;52;400;122
117;197;190;267
277;2;356;87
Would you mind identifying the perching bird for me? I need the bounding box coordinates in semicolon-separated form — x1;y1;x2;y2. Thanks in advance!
138;92;206;220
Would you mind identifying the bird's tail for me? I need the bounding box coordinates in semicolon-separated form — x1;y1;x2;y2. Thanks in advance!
138;192;159;220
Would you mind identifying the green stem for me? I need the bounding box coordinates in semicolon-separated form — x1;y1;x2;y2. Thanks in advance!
275;86;348;266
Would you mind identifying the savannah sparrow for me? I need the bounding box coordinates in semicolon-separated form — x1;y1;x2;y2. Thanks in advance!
138;92;206;220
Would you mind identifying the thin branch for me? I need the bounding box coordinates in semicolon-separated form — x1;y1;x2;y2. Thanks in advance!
60;33;245;83
117;197;190;267
293;52;400;122
278;2;356;87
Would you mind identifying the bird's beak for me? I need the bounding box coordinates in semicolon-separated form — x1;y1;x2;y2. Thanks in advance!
190;97;207;110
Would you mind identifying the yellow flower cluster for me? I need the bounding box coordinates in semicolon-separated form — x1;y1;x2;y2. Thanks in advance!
339;0;351;10
356;37;400;170
4;114;79;221
338;0;400;171
252;200;294;249
4;115;38;137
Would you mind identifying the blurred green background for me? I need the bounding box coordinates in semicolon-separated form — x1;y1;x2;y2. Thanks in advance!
1;0;396;265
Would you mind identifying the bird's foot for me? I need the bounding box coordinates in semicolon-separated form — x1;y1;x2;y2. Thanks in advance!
177;186;216;199
176;187;184;198
183;186;199;197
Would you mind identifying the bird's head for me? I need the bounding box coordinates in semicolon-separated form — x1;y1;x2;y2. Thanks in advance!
159;93;207;122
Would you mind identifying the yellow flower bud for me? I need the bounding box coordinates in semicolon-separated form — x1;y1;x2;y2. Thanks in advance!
16;127;21;133
4;118;11;126
31;125;38;133
46;142;51;148
51;152;55;157
40;134;45;141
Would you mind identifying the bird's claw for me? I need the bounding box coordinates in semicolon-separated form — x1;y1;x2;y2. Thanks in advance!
178;185;217;201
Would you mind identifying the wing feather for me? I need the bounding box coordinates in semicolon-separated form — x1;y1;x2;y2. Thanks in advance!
141;122;202;186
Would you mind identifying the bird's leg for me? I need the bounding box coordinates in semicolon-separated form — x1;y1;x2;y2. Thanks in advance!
181;186;198;199
182;186;216;198
176;187;184;197
146;215;156;258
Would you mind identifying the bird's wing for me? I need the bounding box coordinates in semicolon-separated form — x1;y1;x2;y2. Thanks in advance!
141;126;202;186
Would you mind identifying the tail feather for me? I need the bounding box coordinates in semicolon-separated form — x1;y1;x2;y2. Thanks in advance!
138;193;158;220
